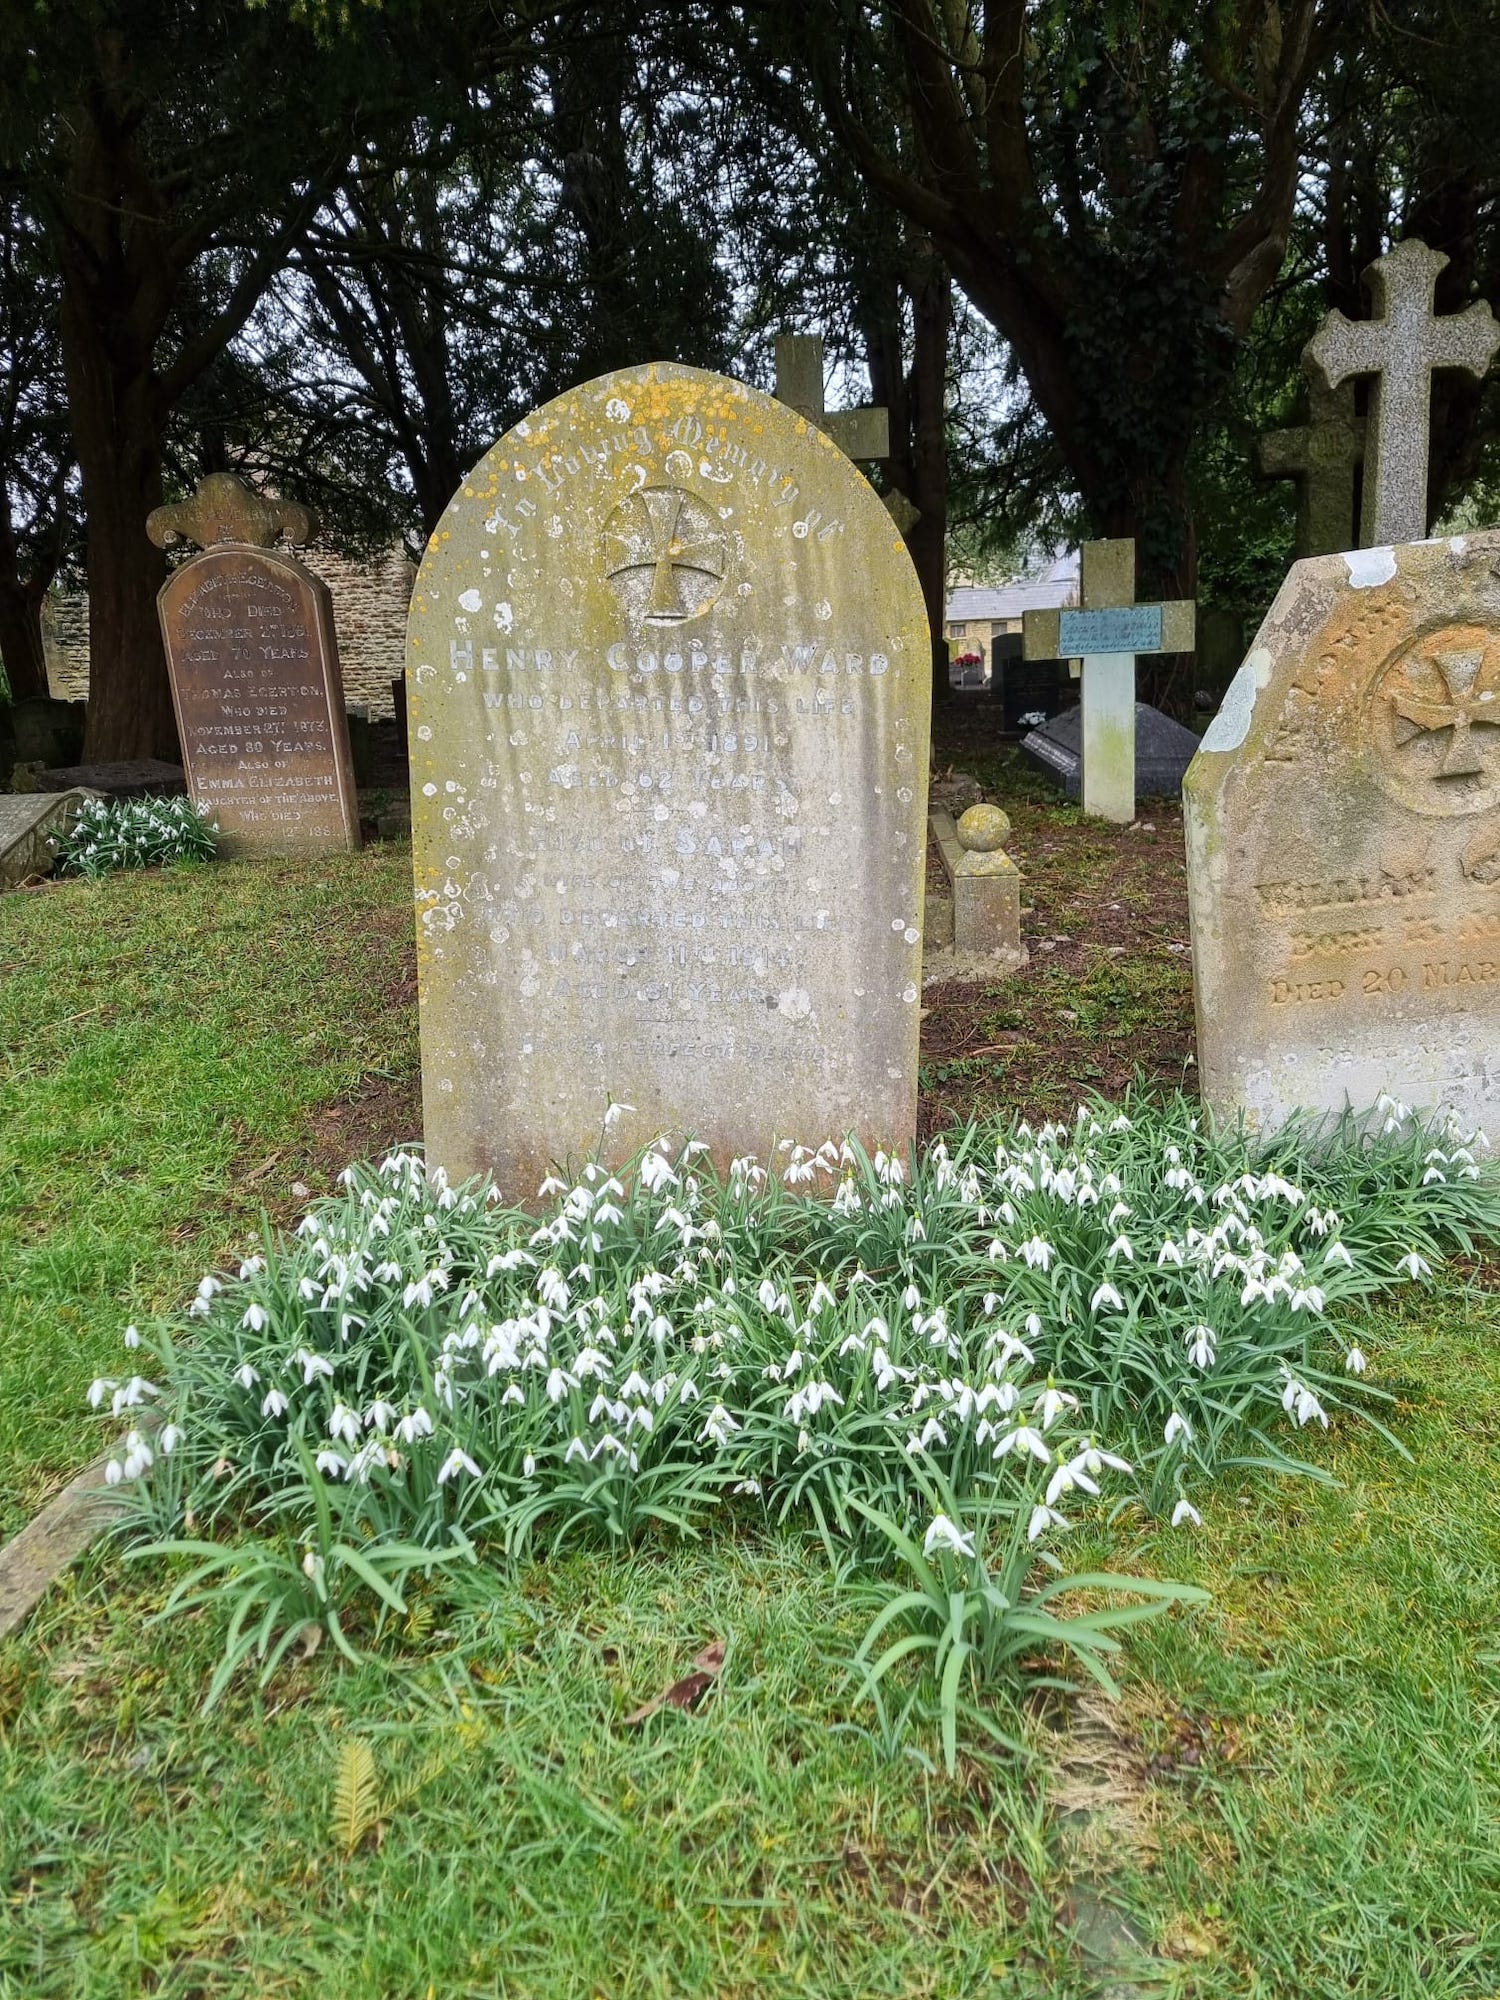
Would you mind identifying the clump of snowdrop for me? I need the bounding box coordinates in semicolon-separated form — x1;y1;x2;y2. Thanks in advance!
52;795;218;879
95;1096;1497;1694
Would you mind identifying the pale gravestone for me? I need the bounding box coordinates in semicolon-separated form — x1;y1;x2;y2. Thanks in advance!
1306;239;1500;547
149;475;361;857
1021;540;1195;823
1257;379;1364;558
407;361;931;1192
1185;533;1500;1145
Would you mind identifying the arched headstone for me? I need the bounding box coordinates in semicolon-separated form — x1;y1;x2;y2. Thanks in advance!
407;361;931;1193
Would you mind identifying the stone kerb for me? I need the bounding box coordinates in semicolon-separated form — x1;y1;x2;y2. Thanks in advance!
1184;533;1500;1144
407;360;932;1196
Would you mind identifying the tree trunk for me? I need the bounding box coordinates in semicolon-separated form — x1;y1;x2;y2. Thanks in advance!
59;290;173;760
0;507;51;701
904;259;950;708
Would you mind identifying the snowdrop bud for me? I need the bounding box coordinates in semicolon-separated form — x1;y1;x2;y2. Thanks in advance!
1164;1411;1192;1447
1345;1347;1368;1375
123;1326;141;1349
902;1284;921;1311
104;1459;124;1485
1171;1499;1202;1528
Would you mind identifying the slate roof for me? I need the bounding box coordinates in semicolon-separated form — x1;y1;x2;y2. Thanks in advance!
945;565;1079;626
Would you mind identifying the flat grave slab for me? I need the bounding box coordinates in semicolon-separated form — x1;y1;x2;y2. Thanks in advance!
0;790;96;891
1022;701;1201;802
31;759;185;800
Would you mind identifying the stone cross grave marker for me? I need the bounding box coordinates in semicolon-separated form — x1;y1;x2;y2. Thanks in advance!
1185;533;1500;1145
1257;378;1364;558
406;360;932;1195
1021;540;1195;823
1305;238;1500;548
774;334;919;532
149;475;361;857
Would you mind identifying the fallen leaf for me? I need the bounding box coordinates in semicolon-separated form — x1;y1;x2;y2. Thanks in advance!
622;1640;726;1726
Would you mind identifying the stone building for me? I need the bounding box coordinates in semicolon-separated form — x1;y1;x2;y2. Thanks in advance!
42;544;416;720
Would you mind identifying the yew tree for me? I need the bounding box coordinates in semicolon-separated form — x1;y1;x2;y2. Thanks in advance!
772;0;1338;604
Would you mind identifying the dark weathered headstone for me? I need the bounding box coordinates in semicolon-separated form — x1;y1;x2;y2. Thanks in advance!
149;476;360;857
1022;701;1201;802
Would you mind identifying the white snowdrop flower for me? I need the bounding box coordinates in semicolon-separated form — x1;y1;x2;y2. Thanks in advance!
158;1423;182;1456
863;1315;890;1343
1156;1239;1185;1268
433;1447;479;1484
1171;1498;1202;1528
1045;1461;1099;1506
901;1283;921;1312
197;1276;223;1302
545;1367;577;1404
809;1280;837;1314
88;1378;115;1409
1033;1386;1078;1430
1398;1251;1431;1280
328;1403;361;1447
242;1303;269;1333
1280;1372;1327;1428
1076;1442;1133;1477
1106;1234;1135;1262
1345;1347;1368;1376
122;1326;141;1350
1109;1114;1133;1133
781;1348;805;1377
700;1402;741;1446
922;1514;975;1559
1027;1504;1069;1542
1106;1201;1132;1227
260;1388;288;1418
1323;1242;1354;1269
104;1459;124;1486
234;1363;260;1391
993;1424;1051;1464
757;1278;780;1311
315;1450;347;1477
914;1415;947;1450
624;1403;655;1435
120;1431;153;1480
293;1347;336;1386
1164;1412;1192;1447
1288;1284;1326;1314
987;1238;1011;1262
1186;1325;1216;1370
521;1452;537;1478
364;1400;396;1433
298;1276;320;1302
1090;1281;1125;1314
395;1407;434;1444
838;1330;868;1357
562;1436;589;1464
733;1478;762;1497
1019;1236;1054;1271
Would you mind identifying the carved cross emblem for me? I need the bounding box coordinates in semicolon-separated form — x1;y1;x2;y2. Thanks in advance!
601;486;727;626
1369;623;1500;815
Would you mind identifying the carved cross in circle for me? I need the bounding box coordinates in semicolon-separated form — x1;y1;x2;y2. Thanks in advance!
1368;623;1500;815
601;486;727;625
1389;648;1500;780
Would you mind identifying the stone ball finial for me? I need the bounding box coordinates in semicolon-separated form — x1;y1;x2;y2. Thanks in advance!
956;802;1011;852
147;473;317;553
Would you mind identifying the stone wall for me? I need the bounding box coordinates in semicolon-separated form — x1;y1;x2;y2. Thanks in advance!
42;544;416;720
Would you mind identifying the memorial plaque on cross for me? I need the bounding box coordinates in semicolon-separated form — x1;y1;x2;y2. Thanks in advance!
1305;237;1500;547
1256;378;1364;557
1022;540;1195;824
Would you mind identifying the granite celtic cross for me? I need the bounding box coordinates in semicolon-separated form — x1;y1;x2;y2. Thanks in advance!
1305;238;1500;547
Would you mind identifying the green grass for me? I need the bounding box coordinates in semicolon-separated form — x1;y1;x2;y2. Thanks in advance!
4;842;1500;1997
0;854;418;1534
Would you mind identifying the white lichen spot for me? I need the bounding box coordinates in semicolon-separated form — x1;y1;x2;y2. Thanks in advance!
777;987;813;1023
904;927;919;944
458;588;483;614
605;397;631;423
417;725;432;741
422;782;438;797
902;984;919;1004
814;599;832;621
1345;546;1397;589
